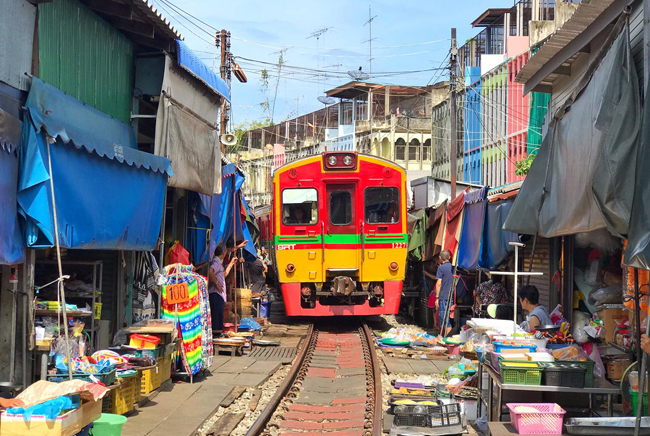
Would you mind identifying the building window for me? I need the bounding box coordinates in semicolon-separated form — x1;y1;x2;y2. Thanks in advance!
282;188;318;225
409;138;420;161
422;139;431;161
395;138;406;160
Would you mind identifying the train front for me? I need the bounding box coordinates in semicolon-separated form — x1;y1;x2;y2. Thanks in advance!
273;151;407;316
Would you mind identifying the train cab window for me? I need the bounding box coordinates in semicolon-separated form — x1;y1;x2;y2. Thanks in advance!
329;191;352;225
365;187;400;224
282;188;318;225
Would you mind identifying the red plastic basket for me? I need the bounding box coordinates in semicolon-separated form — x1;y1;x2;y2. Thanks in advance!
506;403;565;435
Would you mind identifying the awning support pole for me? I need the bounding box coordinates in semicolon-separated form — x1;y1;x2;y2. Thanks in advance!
46;141;73;381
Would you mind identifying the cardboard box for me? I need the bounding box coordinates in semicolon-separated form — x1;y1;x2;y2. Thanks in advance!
1;399;101;436
598;307;629;343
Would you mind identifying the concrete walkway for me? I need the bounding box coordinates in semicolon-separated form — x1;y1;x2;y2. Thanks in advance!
122;325;309;436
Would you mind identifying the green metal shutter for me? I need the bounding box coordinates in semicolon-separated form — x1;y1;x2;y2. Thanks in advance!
38;0;134;123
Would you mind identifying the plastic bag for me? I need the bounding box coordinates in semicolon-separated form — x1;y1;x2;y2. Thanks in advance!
165;241;191;266
239;317;261;331
588;284;623;306
582;342;605;378
550;305;567;326
7;395;79;421
112;329;129;347
551;345;590;361
572;310;591;344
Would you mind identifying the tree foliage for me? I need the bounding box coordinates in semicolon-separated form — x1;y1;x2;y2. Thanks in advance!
514;153;536;176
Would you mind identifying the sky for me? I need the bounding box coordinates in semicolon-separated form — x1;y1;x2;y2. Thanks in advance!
151;0;515;129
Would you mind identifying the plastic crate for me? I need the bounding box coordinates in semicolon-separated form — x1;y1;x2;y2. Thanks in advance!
494;342;538;353
101;379;135;415
543;362;585;388
133;373;142;404
500;362;543;385
507;403;566;435
390;400;461;428
157;355;172;383
556;359;595;388
140;366;161;394
47;368;117;386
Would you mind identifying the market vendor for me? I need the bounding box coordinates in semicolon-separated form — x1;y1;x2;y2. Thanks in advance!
247;257;267;295
0;398;24;409
474;273;509;317
641;334;650;355
435;250;454;336
209;244;238;333
518;285;552;332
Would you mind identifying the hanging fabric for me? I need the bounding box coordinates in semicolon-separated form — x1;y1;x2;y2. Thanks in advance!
161;264;213;374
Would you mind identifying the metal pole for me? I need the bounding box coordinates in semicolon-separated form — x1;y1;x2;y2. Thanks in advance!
636;353;647;436
634;268;643;362
449;28;458;199
46;142;74;381
513;244;519;338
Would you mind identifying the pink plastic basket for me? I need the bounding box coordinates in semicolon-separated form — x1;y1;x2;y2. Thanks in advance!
506;403;566;435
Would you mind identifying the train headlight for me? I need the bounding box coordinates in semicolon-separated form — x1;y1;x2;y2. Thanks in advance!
343;155;353;166
327;156;338;166
389;262;399;272
286;263;295;273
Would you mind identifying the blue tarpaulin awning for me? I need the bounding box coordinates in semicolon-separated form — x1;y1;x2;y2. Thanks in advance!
176;40;231;101
457;187;488;270
479;199;518;269
0;108;25;264
18;78;172;251
199;163;257;263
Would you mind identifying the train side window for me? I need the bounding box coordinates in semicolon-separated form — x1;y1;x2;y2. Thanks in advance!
329;191;352;225
365;187;400;224
282;188;318;225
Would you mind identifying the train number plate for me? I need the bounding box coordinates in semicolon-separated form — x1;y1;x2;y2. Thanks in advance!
391;243;407;249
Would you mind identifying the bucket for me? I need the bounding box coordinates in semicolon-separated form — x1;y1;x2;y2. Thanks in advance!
260;302;270;318
446;344;460;355
92;413;127;436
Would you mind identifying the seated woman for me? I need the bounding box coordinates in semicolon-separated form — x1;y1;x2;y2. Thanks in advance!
473;274;509;317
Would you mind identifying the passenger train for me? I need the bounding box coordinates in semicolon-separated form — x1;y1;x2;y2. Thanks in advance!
264;151;408;316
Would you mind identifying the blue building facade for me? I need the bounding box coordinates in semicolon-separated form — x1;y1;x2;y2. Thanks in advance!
464;67;482;184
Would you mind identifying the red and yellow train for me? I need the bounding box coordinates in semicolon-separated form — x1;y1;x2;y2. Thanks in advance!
264;151;408;316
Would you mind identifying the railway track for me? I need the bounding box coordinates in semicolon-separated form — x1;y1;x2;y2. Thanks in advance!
246;322;382;436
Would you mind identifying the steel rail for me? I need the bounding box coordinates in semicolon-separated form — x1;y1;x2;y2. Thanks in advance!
245;323;314;436
362;322;383;436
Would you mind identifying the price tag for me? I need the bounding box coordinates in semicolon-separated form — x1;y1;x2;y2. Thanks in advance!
166;282;190;305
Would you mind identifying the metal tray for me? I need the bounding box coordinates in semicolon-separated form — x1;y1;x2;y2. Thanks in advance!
565;417;650;435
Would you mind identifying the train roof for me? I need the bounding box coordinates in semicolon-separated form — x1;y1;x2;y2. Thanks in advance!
274;152;406;176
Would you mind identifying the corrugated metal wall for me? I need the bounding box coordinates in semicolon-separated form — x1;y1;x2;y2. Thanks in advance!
38;0;134;123
0;0;36;91
522;237;552;310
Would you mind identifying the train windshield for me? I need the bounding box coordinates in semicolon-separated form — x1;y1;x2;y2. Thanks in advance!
365;187;400;224
281;188;318;225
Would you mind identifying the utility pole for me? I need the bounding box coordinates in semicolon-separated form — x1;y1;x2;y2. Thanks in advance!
218;29;231;153
449;28;458;200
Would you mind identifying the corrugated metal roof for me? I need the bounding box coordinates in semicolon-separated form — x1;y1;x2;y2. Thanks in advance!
515;0;619;87
129;0;183;41
80;0;183;49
